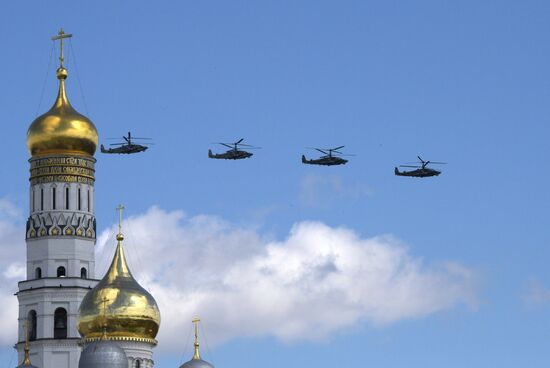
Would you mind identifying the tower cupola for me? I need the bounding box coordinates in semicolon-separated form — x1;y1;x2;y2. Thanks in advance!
27;28;98;157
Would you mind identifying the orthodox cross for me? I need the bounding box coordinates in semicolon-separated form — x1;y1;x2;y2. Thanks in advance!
100;296;110;339
192;316;201;359
23;318;31;364
51;28;72;67
116;204;125;235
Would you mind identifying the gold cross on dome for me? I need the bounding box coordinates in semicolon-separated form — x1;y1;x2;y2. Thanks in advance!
192;316;201;359
100;296;110;339
51;28;73;67
101;296;110;315
116;204;125;235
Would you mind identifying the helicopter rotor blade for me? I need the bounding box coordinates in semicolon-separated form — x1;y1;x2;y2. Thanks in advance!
332;145;345;151
235;138;244;145
400;165;421;168
417;156;425;163
315;148;328;155
109;143;126;146
219;143;234;149
428;162;447;164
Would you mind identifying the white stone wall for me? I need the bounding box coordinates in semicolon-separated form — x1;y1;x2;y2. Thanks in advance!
30;183;95;214
26;237;96;279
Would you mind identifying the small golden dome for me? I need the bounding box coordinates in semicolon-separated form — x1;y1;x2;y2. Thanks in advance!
77;236;160;342
27;67;98;156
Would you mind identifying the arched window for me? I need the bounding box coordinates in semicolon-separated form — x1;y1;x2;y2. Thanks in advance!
80;267;87;279
78;188;81;211
57;266;66;277
65;187;70;210
135;360;141;368
35;267;42;279
28;310;37;341
52;187;56;210
53;308;67;339
87;189;90;211
40;188;44;211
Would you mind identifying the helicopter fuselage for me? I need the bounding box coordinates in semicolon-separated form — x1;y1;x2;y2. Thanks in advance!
101;144;148;154
208;149;253;160
302;155;347;166
394;167;440;177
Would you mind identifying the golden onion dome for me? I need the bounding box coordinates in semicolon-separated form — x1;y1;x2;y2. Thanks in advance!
77;232;160;342
27;67;98;156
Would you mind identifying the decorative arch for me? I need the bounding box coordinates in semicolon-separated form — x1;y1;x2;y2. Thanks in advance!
35;267;42;279
80;267;87;279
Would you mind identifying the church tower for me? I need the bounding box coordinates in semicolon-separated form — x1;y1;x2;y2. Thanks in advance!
16;29;100;368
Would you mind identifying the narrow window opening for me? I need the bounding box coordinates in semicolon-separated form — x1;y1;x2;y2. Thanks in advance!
87;189;90;211
52;187;56;210
32;190;35;212
80;267;87;279
57;266;66;277
28;310;37;341
136;360;141;368
35;267;42;279
65;187;69;210
78;188;81;211
40;188;44;211
53;308;67;339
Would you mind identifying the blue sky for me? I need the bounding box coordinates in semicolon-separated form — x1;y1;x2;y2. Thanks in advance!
1;1;550;367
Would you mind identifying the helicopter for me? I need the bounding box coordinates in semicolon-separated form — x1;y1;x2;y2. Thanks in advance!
101;132;153;154
208;139;260;160
395;156;446;177
302;146;352;166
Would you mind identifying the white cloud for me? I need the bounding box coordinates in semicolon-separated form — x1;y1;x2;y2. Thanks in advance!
299;173;373;208
523;280;550;307
0;198;22;221
0;199;26;346
0;201;479;351
96;206;478;351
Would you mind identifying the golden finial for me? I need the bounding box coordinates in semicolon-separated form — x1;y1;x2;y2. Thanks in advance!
116;204;125;241
192;316;201;360
100;296;110;340
23;318;31;365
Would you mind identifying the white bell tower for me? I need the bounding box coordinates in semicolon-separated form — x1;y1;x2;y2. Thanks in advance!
16;29;100;368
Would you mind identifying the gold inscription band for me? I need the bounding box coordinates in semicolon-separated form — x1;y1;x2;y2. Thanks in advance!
29;154;96;185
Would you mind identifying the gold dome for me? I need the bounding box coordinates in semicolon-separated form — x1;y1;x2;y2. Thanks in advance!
27;67;98;157
77;235;160;342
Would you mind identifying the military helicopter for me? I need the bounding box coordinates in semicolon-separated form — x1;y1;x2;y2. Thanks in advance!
302;146;352;166
395;156;446;177
208;139;260;160
101;132;153;154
